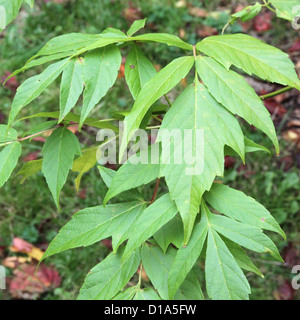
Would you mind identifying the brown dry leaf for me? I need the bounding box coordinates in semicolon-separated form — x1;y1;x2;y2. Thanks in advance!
188;7;208;18
9;263;61;299
197;25;218;38
3;256;32;268
282;130;300;143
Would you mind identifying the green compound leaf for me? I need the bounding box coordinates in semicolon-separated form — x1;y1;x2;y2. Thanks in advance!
120;56;194;159
204;183;285;239
43;201;145;260
81;45;121;127
77;247;140;300
8;58;69;127
59;57;84;122
158;82;245;244
0;141;22;188
196;34;300;90
127;18;147;37
42;127;81;208
196;56;279;153
125;43;157;100
122;193;178;261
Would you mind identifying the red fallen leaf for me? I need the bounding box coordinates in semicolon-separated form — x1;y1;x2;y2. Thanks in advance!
282;242;300;267
224;156;235;169
289;38;300;52
32;136;46;143
1;71;19;92
253;12;272;32
11;237;33;253
102;239;113;251
23;151;40;162
274;280;296;300
9;263;61;299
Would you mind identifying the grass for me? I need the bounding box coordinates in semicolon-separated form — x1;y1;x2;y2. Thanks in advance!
0;0;299;300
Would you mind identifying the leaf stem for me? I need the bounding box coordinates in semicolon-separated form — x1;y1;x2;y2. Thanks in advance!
260;86;293;100
150;178;160;204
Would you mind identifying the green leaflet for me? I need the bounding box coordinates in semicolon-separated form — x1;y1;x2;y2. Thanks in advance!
223;238;264;277
78;247;141;300
24;120;57;137
42;127;81;208
168;218;208;299
196;56;279;153
202;202;251;300
98;166;142;203
231;2;262;22
122;193;178;260
127;18;147;37
120;56;194;160
42;201;145;260
81;45;121;127
8;58;69;127
196;34;300;90
206;228;251;300
0;0;23;30
72;148;97;190
174;271;204;300
142;244;204;300
269;0;299;21
125;43;157;100
103;145;160;205
59;58;84;122
158;83;245;245
153;215;184;253
133;33;193;51
203;204;282;261
36;33;106;57
113;286;161;300
0;125;18;144
0;141;22;188
17;111;118;132
204;183;285;239
17;159;42;184
141;244;174;300
133;288;161;300
225;137;270;156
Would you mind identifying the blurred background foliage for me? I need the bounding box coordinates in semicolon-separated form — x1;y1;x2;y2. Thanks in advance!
0;0;299;300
